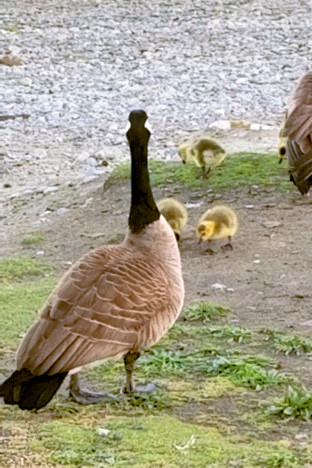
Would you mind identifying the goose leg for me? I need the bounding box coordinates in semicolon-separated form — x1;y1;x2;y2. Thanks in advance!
123;351;155;394
69;373;116;404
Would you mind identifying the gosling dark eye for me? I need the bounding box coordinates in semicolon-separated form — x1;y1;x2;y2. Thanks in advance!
279;147;286;156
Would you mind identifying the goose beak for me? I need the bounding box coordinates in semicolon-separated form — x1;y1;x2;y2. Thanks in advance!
198;237;202;244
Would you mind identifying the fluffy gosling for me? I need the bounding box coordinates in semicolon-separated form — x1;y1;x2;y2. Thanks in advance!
178;137;226;178
196;205;238;253
157;198;188;242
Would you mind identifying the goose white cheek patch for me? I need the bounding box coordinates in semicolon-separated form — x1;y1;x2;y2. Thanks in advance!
125;120;152;133
145;120;152;133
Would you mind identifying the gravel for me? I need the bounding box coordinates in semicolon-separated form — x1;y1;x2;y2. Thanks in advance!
1;0;311;194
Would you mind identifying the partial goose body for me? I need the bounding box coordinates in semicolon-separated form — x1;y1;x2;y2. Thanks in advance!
0;110;184;410
278;125;288;164
196;205;238;251
178;137;226;177
156;198;188;242
283;71;312;194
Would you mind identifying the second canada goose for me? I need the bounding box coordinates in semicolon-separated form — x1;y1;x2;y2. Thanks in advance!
196;205;238;252
0;110;185;410
178;138;226;178
278;126;288;164
283;71;312;194
156;198;188;242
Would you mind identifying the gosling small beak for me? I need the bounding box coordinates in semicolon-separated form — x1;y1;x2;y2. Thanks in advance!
182;160;186;165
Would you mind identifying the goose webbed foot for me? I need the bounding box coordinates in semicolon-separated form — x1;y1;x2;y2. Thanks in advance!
68;374;117;404
221;242;233;252
203;247;216;255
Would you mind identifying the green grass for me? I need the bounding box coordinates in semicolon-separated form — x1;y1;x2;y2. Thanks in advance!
110;153;291;190
29;415;308;468
263;330;312;356
0;256;55;282
0;256;57;348
21;232;44;246
1;258;312;467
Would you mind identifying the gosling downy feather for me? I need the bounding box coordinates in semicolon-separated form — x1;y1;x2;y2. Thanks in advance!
283;71;312;194
178;138;226;177
196;205;238;248
0;110;184;410
156;198;188;242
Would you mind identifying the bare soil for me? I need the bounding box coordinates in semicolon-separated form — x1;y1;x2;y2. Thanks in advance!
3;130;312;348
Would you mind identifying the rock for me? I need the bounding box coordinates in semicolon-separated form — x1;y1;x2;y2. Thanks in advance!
262;221;282;228
20;77;32;87
209;120;231;130
211;283;227;291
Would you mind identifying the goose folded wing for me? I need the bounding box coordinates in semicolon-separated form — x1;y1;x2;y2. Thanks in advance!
17;247;170;375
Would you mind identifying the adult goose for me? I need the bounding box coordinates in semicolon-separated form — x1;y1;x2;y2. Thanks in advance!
0;110;185;410
283;71;312;194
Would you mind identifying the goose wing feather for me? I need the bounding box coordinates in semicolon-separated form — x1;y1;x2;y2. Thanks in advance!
17;245;171;375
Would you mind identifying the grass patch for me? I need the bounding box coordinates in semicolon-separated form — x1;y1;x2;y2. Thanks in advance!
263;330;312;356
182;301;230;322
21;232;44;246
29;415;308;468
0;256;54;282
139;349;289;389
0;256;57;348
0;278;57;348
208;324;253;343
110;152;291;190
266;386;312;421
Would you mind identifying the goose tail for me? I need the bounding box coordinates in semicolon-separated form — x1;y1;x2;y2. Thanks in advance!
0;369;67;410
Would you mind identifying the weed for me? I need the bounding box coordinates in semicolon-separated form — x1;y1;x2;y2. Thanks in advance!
21;233;44;246
182;301;230;322
263;330;312;356
193;355;289;390
256;451;306;468
266;386;312;421
208;324;252;343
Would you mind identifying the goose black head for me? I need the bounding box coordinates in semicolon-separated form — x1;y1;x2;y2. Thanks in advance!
126;110;151;150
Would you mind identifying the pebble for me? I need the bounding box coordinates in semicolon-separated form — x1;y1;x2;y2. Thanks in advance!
1;0;310;196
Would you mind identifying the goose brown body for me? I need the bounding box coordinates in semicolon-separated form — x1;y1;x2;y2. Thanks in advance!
283;71;312;194
0;110;184;409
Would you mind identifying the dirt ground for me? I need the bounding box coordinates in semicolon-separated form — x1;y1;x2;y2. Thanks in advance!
3;128;312;347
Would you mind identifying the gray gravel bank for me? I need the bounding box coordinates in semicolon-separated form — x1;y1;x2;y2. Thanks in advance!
1;0;311;194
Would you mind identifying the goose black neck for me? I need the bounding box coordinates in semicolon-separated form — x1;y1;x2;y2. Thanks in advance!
128;141;160;233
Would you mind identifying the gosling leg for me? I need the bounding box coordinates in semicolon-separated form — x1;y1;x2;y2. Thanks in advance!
69;373;116;404
221;236;233;252
123;351;155;394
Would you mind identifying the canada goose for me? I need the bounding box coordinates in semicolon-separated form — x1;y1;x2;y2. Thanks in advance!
283;71;312;194
178;137;226;178
156;198;188;242
196;205;238;252
0;110;184;410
